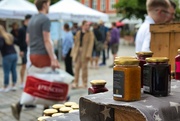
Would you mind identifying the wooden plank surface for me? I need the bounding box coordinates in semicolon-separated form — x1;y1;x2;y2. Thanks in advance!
170;32;180;70
150;33;170;58
150;24;172;33
114;107;146;121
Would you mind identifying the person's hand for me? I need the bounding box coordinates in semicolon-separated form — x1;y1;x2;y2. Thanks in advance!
51;59;60;70
20;51;24;57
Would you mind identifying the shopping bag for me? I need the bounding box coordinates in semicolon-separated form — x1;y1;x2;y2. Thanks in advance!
20;66;74;105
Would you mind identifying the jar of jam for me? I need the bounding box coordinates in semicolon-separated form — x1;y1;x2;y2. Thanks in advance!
113;58;141;101
136;51;153;88
175;49;180;80
88;80;108;94
143;57;171;97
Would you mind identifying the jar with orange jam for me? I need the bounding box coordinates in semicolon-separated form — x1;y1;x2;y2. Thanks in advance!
113;58;141;101
136;51;153;88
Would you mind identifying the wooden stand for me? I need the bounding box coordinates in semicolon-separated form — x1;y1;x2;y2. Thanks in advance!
114;106;146;121
150;23;180;71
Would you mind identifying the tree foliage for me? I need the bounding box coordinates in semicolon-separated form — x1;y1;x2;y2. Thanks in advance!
114;0;147;21
28;0;80;5
28;0;60;5
115;0;180;21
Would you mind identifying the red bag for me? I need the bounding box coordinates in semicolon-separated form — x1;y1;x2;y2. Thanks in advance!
24;76;69;101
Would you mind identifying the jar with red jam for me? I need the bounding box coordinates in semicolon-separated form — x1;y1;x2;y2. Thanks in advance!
88;80;108;94
136;51;153;88
175;49;180;80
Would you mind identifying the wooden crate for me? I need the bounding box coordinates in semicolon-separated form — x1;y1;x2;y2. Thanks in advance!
150;23;180;71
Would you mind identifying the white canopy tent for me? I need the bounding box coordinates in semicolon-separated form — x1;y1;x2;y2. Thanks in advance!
49;0;109;22
0;0;38;20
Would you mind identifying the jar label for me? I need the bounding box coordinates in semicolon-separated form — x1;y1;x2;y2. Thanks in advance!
176;62;180;72
143;66;151;93
143;86;150;92
113;71;124;98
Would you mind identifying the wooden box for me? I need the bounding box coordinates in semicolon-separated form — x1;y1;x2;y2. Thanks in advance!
150;23;180;71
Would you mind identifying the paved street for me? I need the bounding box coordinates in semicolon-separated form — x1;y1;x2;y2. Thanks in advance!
0;43;135;121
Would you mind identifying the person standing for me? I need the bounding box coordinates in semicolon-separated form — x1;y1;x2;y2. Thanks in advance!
109;22;120;68
0;25;18;92
27;0;59;69
71;20;94;89
165;0;176;23
90;23;103;69
18;14;32;88
135;0;170;52
62;23;74;76
99;20;108;66
11;0;60;120
10;22;19;39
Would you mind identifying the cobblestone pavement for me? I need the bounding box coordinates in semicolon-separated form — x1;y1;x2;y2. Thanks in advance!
0;44;135;121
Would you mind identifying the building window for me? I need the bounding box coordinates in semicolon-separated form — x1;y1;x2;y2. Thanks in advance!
84;0;89;7
92;1;97;9
101;0;106;11
109;0;116;10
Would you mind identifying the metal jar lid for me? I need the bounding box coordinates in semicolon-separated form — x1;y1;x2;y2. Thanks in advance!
71;104;79;110
114;56;136;64
178;49;180;53
146;57;169;63
115;58;139;65
60;107;72;113
90;80;107;85
37;116;50;121
136;51;153;56
64;102;77;107
43;109;58;115
52;104;65;110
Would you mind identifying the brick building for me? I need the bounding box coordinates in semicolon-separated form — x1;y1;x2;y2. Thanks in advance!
80;0;119;15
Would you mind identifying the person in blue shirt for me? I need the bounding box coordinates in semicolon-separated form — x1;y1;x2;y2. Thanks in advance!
62;23;74;76
98;21;108;66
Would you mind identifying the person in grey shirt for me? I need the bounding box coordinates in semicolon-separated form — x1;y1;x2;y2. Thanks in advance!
11;0;60;120
26;0;59;69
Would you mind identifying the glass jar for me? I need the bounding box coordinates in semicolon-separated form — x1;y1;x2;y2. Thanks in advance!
175;49;180;80
136;51;153;88
143;57;171;97
88;80;108;94
113;59;141;101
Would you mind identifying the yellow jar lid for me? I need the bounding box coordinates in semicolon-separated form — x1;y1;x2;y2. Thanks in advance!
52;113;64;117
60;107;72;113
90;80;106;85
178;49;180;53
64;102;77;107
43;109;58;115
71;104;79;109
115;56;136;60
136;51;153;56
146;57;169;63
114;56;136;64
115;59;139;65
52;104;65;109
37;116;50;121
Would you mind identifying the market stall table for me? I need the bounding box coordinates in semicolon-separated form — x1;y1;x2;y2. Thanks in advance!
46;80;180;121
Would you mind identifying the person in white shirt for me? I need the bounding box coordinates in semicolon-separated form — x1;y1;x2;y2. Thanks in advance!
135;0;170;52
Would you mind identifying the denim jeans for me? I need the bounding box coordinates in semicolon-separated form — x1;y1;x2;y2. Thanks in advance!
2;53;17;87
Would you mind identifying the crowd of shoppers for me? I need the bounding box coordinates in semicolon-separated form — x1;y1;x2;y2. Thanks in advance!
0;0;176;120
